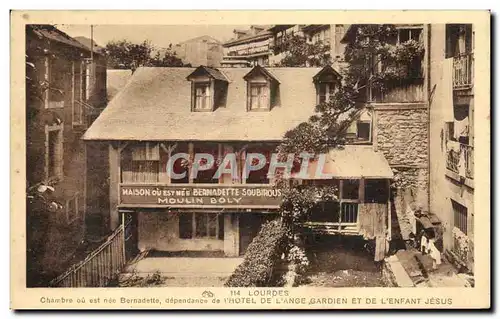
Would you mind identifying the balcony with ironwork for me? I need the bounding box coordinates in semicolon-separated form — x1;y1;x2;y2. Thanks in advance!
446;139;474;181
452;53;474;90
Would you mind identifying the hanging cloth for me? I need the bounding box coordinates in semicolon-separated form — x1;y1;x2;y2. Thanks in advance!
454;117;469;140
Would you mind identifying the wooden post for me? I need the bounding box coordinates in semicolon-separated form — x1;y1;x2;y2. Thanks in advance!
387;179;392;241
218;143;223;184
188;142;194;183
338;179;343;231
108;144;120;231
373;110;378;151
358;178;365;230
241;149;247;184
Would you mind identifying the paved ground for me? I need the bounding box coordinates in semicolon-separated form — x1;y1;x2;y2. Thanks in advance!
117;254;244;287
299;236;387;287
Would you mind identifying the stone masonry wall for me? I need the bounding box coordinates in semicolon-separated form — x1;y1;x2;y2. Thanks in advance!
376;108;428;167
375;107;429;241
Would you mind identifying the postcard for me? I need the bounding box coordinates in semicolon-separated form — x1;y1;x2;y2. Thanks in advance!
10;10;491;310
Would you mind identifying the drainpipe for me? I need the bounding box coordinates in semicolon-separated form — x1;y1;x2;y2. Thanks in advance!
426;24;432;214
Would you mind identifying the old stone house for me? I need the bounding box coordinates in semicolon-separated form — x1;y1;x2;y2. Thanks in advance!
83;65;396;260
25;25;107;286
341;24;431;250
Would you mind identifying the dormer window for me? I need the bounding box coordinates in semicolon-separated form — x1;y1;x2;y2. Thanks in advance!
249;82;269;110
243;65;280;112
187;66;228;112
313;65;341;105
318;82;335;104
194;82;212;110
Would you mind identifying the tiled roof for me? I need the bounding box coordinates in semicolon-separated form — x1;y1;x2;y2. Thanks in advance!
29;25;93;53
83;66;323;142
107;69;133;101
306;145;394;179
74;36;106;54
187;66;229;82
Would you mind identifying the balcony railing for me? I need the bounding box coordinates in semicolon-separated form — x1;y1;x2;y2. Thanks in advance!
446;140;474;180
452;53;474;89
226;43;271;57
300;202;359;235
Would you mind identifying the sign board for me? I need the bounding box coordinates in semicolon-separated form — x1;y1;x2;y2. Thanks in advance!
119;184;283;208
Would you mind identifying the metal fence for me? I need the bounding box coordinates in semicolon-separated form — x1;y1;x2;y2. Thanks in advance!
452;53;473;89
49;224;126;287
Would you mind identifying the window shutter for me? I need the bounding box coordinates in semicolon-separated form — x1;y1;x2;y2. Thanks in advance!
263;84;270;109
246;82;251;111
191;82;195;111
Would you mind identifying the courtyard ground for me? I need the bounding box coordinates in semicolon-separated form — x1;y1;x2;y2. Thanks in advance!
299;235;387;287
114;250;243;287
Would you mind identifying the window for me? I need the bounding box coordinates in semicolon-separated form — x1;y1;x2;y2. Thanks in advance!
356;121;371;142
245;147;271;184
365;179;388;203
66;193;81;224
311;201;340;222
170;143;190;184
122;143;160;183
194;82;212;111
446;24;473;58
248;83;269;110
342;179;359;200
45;124;63;181
193;144;219;184
452;200;468;235
72;62;83;125
334;25;345;57
178;213;224;239
317;82;335;104
45;57;66;109
398;28;422;43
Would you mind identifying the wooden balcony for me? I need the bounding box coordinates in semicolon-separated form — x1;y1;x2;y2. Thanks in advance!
300;202;359;235
226;43;271;58
452;53;474;90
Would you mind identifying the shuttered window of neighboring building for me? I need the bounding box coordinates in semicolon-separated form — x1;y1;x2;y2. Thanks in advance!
452;199;468;235
46;124;64;181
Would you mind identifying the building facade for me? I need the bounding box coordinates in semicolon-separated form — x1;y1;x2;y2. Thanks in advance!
173;35;224;67
83;65;395;260
429;24;475;273
221;26;273;67
270;24;347;67
222;24;348;68
26;25;107;286
341;24;433;250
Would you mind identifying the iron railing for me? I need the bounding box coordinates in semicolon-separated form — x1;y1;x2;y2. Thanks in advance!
49;225;126;287
452;53;474;89
446;140;474;179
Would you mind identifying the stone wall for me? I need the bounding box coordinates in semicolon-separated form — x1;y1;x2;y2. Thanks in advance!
375;106;429;241
376;107;428;167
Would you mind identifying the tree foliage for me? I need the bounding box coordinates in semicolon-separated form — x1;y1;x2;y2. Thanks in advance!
276;35;332;67
225;219;288;287
274;24;425;230
105;40;188;70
